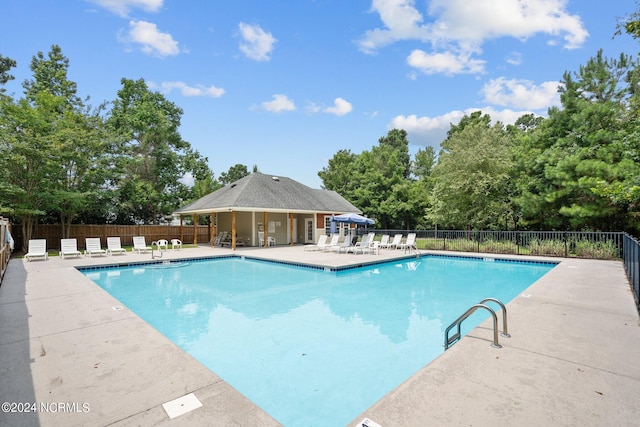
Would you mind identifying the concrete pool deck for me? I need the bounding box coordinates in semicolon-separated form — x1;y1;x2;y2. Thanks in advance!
0;245;638;426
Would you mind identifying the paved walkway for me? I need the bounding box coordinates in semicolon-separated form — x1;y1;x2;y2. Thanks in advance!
0;245;639;426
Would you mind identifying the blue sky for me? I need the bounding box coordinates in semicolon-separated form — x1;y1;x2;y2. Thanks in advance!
2;0;638;188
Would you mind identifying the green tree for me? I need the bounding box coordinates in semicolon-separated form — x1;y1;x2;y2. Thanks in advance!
318;149;358;195
378;128;411;178
0;93;59;247
0;54;17;90
429;118;514;229
445;110;493;140
218;163;252;186
191;169;222;200
411;146;436;228
616;1;640;40
50;104;120;233
412;146;436;180
508;114;547;229
108;78;209;224
519;50;638;230
320;129;421;229
0;46;117;245
22;45;82;110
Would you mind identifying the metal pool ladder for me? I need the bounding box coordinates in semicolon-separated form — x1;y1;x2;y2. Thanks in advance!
150;241;163;259
444;298;510;350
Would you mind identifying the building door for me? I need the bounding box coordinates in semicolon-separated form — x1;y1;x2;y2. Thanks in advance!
305;218;314;243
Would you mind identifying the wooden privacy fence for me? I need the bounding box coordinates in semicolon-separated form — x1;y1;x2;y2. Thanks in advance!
12;224;210;251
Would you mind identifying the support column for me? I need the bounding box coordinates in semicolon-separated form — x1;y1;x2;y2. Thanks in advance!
209;213;215;246
193;214;199;245
179;215;184;243
289;212;294;245
263;211;268;247
231;210;237;250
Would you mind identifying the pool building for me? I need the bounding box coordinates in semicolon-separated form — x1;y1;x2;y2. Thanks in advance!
174;172;364;250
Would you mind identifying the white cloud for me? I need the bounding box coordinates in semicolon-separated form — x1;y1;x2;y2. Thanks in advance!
407;49;485;75
238;22;277;61
358;0;588;75
505;51;523;66
322;98;353;116
390;106;539;148
481;77;560;110
87;0;163;17
260;94;296;113
391;112;461;148
119;20;180;57
427;0;588;49
357;0;429;54
307;98;353;116
306;102;321;114
153;81;225;98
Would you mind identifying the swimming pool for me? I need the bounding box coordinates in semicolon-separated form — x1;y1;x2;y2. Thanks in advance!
82;255;555;426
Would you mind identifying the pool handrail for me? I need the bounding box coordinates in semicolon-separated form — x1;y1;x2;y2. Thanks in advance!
444;298;510;350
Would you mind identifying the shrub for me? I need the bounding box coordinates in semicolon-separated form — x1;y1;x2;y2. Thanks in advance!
481;238;518;254
420;238;445;250
445;238;477;252
528;238;566;256
573;240;618;259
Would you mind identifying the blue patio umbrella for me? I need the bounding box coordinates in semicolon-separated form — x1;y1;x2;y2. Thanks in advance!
330;213;375;225
330;218;337;235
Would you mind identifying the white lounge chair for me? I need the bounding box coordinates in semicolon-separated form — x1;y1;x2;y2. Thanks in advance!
378;234;391;249
323;234;340;252
357;233;379;254
389;234;403;249
331;236;353;253
25;239;48;261
85;238;106;257
398;233;417;251
361;233;378;254
347;233;371;254
171;239;182;250
60;238;81;259
304;235;328;251
106;237;126;255
132;236;152;253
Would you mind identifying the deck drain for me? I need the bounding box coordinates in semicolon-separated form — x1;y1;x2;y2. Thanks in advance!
112;305;123;311
162;393;202;419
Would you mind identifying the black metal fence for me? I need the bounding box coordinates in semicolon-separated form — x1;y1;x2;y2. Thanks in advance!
362;229;624;259
623;233;640;311
0;217;11;284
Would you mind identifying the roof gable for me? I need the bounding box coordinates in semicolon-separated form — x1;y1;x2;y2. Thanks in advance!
175;173;361;214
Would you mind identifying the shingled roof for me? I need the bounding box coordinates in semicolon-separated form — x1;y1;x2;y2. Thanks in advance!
175;172;361;215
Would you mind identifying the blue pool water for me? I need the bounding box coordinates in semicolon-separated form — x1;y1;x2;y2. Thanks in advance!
82;255;554;426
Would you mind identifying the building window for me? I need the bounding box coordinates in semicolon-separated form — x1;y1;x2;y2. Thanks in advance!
325;216;349;236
